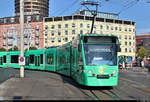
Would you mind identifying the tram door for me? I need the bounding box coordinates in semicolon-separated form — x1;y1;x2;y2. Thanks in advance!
25;56;29;66
35;55;40;67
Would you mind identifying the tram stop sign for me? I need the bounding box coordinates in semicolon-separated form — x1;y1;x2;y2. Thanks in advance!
19;57;25;66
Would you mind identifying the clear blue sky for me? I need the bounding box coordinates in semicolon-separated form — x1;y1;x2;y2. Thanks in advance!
0;0;150;35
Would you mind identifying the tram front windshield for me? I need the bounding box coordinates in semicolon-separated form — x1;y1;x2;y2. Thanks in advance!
84;44;117;66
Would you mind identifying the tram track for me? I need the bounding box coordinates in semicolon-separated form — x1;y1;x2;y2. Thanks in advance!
88;89;121;100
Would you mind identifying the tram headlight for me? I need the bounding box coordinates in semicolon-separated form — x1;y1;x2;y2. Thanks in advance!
88;70;92;74
113;70;116;74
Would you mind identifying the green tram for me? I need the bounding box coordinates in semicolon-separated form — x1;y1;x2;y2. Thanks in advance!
0;34;120;86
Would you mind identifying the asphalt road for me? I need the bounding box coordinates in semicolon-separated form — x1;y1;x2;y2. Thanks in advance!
0;68;150;100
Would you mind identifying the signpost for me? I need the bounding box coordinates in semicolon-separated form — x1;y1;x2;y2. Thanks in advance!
19;57;25;66
20;0;25;78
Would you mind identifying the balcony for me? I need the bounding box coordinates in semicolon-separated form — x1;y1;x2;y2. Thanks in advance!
24;33;28;38
8;41;13;45
35;39;39;45
8;34;13;38
24;38;29;45
36;31;40;37
3;42;6;46
3;34;7;39
36;24;40;30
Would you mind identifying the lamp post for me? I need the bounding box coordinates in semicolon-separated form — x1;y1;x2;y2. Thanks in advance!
20;0;24;78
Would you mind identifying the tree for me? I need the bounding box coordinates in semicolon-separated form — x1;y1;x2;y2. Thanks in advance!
8;48;13;51
29;46;37;50
137;46;147;58
13;46;18;51
0;48;6;52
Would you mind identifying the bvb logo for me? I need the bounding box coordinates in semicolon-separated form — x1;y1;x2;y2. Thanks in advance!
98;66;107;74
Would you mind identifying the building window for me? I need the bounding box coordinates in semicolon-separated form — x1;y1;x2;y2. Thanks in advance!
129;42;132;46
51;31;54;36
58;38;61;42
87;24;90;28
125;42;127;45
51;25;55;29
65;30;68;35
58;24;61;29
36;15;40;21
129;36;131;40
11;18;15;23
119;35;122;39
58;31;61;36
45;39;47;43
65;24;68;28
100;25;103;29
129;49;131;52
45;25;48;30
51;38;55;43
119;27;122;31
72;37;75;40
64;37;68;42
106;26;109;30
111;26;113;30
115;27;118;31
94;25;96;29
125;28;127;32
72;23;75;28
125;48;127;52
45;31;48;36
129;28;131;32
27;16;31;22
87;30;90;34
72;30;75;35
80;30;83;34
125;35;127;39
80;23;83;28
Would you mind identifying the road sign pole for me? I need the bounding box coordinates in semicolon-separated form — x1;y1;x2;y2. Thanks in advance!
20;0;24;78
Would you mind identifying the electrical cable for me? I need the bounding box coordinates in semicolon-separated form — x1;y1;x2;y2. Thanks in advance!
57;0;81;15
117;0;140;15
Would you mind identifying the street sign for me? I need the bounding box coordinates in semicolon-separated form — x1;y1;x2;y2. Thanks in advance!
19;57;25;66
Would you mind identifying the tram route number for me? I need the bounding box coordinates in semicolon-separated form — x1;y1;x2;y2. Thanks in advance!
19;57;25;66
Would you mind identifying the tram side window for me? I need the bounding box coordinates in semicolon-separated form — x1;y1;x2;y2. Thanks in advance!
40;54;43;64
3;56;6;63
60;56;66;64
30;55;34;64
11;55;19;63
47;54;53;65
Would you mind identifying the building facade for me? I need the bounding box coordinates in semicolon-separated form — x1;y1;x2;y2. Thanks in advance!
44;13;136;60
0;15;44;50
136;33;150;56
15;0;49;17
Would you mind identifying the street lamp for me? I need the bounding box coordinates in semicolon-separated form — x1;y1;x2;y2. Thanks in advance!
20;0;24;78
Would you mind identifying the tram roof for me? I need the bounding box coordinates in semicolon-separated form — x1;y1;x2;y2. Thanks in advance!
79;34;118;38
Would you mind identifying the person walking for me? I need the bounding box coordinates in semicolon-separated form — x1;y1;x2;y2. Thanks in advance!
141;60;145;72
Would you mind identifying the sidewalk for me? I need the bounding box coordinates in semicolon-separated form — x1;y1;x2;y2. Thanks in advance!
0;76;91;100
0;68;91;100
119;67;148;73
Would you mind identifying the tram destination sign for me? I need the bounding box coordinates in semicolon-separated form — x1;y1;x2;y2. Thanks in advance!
19;57;25;66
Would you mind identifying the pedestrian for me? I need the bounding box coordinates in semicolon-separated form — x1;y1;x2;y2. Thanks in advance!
122;61;125;70
141;60;144;72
